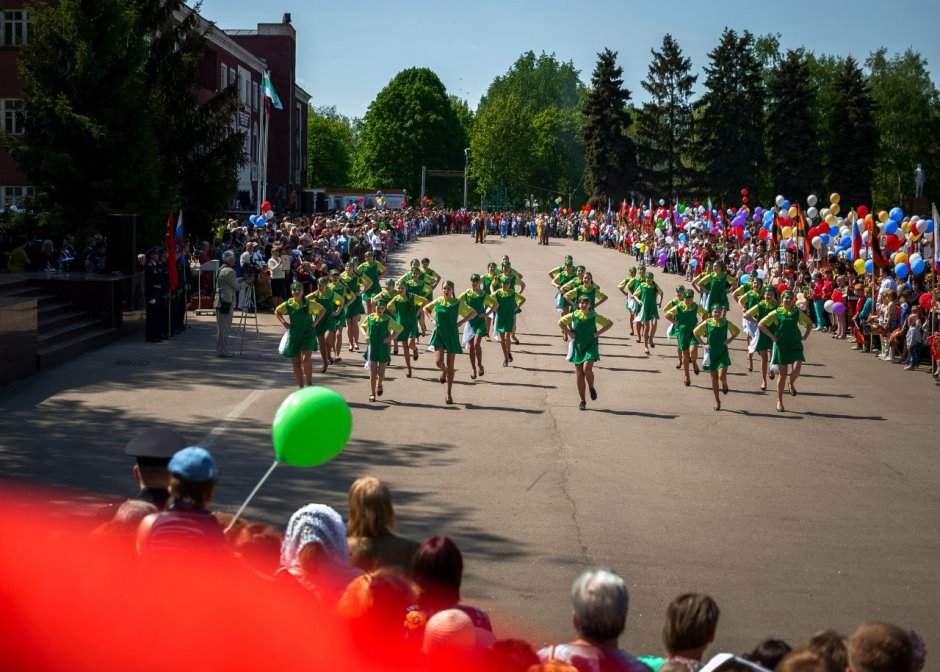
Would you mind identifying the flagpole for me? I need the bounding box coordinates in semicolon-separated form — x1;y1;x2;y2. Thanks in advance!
256;106;264;215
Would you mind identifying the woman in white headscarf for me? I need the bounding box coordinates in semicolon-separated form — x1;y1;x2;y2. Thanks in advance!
278;504;363;606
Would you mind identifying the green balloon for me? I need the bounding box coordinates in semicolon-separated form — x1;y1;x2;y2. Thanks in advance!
272;387;352;467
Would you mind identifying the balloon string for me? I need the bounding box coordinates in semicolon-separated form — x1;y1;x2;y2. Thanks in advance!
225;460;279;533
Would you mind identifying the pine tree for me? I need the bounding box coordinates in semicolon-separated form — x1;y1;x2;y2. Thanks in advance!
582;49;638;207
827;57;878;209
636;34;697;202
696;29;766;205
766;49;821;202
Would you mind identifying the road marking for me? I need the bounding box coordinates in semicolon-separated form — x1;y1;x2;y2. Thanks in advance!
198;385;271;449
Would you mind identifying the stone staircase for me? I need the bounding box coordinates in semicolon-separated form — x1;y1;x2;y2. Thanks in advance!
0;279;123;370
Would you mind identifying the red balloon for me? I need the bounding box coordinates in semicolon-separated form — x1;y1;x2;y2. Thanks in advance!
759;229;769;240
742;196;749;204
741;188;748;197
857;205;869;219
885;234;903;252
919;293;932;310
777;283;788;293
694;201;701;208
261;201;271;213
717;210;724;217
832;290;843;303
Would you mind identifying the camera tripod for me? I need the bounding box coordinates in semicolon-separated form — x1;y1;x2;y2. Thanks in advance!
234;280;263;358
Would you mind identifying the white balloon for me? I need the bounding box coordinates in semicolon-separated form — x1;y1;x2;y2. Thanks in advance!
924;231;934;241
840;227;850;238
824;299;834;313
264;210;274;221
665;236;674;244
807;206;818;219
821;208;830;219
812;236;823;249
775;194;785;207
910;253;923;264
807;194;818;207
756;268;766;279
859;247;868;259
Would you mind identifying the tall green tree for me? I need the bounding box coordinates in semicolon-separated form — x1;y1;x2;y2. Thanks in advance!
469;94;534;206
353;68;466;204
4;0;161;236
636;34;697;202
866;48;940;208
307;105;355;187
477;51;585;206
696;29;766;205
766;49;821;202
582;48;638;207
826;56;878;209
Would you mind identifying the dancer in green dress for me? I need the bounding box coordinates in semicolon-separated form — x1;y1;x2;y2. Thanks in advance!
459;274;497;379
549;255;577;309
357;250;387;314
493;275;527;367
423;280;478;404
662;286;687;370
757;290;813;412
420;257;442;294
734;276;763;373
693;306;740;411
499;259;526;344
664;289;705;385
339;261;372;354
563;271;607;311
274;282;326;388
328;269;353;361
558;296;614;410
743;285;778;391
632;272;664;355
617;267;641;337
307;277;348;373
482;262;500;339
386;279;427;378
361;300;404;402
702;261;735;312
401;266;431;337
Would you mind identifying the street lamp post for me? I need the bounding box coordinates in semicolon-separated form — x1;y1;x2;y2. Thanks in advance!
463;147;470;211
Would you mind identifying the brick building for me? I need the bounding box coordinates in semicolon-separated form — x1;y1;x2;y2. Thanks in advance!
0;3;308;213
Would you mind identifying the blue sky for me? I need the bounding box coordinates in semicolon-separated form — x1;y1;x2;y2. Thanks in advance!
197;0;940;119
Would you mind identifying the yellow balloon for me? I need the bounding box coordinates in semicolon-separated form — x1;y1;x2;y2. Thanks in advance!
830;193;841;204
878;210;889;223
830;203;840;216
825;214;837;226
865;214;874;224
895;252;908;264
854;258;866;274
788;206;797;218
782;226;792;238
901;221;911;233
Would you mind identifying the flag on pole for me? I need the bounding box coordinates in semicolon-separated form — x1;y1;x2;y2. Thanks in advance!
706;198;713;226
772;210;781;249
606;199;612;225
851;212;863;261
798;208;810;261
262;71;283;112
174;210;184;243
164;210;178;292
870;224;888;269
933;203;940;265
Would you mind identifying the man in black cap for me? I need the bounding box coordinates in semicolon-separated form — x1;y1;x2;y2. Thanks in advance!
123;428;188;510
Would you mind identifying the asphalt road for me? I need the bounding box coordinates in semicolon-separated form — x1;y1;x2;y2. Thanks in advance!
1;232;938;658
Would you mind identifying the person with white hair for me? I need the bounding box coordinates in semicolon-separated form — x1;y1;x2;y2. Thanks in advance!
214;250;239;357
537;568;649;672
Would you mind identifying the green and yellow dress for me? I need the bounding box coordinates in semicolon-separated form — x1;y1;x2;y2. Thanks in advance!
552;265;577;308
665;302;706;351
633;280;661;322
705;272;735;311
693;317;740;371
427;296;474;354
500;267;524;292
357;260;387;300
759;305;812;365
482;271;501;295
306;289;345;335
744;299;778;352
459;289;497;336
361;312;404;364
275;297;325;357
339;269;368;319
559;309;612;364
386;292;427;341
492;288;526;333
564;282;607;310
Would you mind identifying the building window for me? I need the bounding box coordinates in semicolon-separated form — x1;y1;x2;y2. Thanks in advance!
1;99;25;135
220;63;227;90
252;81;259;111
1;10;29;47
1;186;34;209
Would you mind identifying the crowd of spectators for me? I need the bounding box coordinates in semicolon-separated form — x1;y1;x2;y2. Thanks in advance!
84;437;928;672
